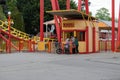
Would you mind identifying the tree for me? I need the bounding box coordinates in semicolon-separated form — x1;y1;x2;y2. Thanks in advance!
17;0;77;35
95;7;111;21
6;0;25;31
17;0;40;34
0;5;6;20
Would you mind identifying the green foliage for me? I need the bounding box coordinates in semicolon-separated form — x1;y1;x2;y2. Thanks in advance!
44;0;52;22
17;0;40;34
12;12;24;31
70;0;77;9
95;7;111;21
16;0;77;34
6;0;25;31
0;5;6;20
0;0;77;34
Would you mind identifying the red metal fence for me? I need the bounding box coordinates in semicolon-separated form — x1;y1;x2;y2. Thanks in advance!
99;40;118;52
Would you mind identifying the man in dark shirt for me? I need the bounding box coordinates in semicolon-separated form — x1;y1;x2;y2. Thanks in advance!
74;37;79;53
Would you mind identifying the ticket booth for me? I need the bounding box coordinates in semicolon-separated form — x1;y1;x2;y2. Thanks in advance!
47;10;99;53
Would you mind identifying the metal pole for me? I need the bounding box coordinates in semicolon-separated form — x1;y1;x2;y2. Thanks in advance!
66;0;70;10
78;0;82;11
8;12;11;53
40;0;44;41
111;0;115;52
50;0;61;42
85;0;89;14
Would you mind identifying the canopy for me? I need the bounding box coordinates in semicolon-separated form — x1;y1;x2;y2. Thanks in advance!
47;9;96;20
44;19;55;25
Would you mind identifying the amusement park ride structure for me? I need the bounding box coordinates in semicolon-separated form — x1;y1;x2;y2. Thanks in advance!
0;0;120;53
40;0;120;52
0;12;35;53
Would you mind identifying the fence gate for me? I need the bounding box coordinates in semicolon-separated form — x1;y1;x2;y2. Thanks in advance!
99;40;112;51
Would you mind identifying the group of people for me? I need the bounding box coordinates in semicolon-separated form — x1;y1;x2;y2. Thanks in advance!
65;36;79;54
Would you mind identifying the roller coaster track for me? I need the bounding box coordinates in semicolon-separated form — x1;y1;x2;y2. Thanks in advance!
0;20;30;40
0;20;57;53
0;20;33;53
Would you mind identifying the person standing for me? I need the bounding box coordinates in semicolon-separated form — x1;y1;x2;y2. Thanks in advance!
70;36;75;42
74;37;79;53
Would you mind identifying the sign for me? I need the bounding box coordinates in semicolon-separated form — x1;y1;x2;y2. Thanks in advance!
63;23;74;27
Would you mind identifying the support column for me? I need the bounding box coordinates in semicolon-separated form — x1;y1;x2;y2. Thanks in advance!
8;12;11;53
85;0;89;14
111;0;115;52
66;0;70;10
93;27;96;52
86;26;89;53
54;16;61;42
78;0;82;11
40;0;44;41
50;0;61;42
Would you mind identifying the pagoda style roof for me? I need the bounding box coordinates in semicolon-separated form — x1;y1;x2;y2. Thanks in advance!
98;20;118;30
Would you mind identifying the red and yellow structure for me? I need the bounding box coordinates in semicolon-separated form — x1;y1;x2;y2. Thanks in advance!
0;20;35;53
0;0;118;53
39;0;118;53
47;10;99;53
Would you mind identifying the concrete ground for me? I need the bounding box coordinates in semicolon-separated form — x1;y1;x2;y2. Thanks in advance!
0;52;120;80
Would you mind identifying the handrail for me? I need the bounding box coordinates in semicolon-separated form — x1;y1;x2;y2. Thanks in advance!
0;20;58;42
0;20;30;40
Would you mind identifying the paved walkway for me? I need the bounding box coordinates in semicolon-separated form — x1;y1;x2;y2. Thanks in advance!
0;52;120;80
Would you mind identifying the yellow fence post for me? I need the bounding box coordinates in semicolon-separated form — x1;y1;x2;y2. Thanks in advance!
38;41;45;51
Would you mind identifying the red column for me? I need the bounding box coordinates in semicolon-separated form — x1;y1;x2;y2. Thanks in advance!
66;0;70;10
50;0;61;42
78;0;82;11
40;0;44;41
8;14;11;53
86;26;89;53
111;0;115;52
51;0;56;10
55;0;60;10
54;16;61;42
85;0;89;14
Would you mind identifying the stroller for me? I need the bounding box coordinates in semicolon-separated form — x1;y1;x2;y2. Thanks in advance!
55;42;63;54
55;41;70;54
